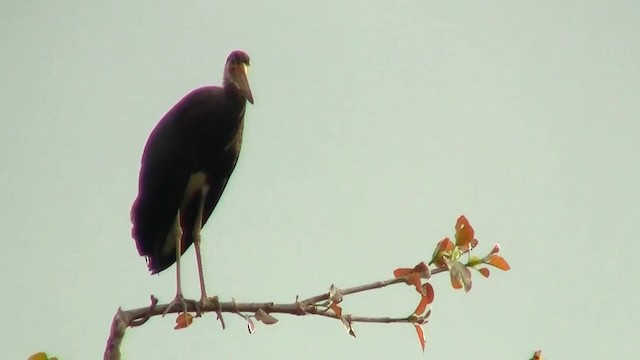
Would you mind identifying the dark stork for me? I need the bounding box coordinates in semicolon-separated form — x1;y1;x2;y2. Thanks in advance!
131;50;253;315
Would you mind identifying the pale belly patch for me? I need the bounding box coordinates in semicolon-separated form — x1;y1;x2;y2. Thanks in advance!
182;172;208;208
161;171;209;255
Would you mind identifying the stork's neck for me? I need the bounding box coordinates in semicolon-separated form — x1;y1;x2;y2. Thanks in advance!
222;65;243;104
222;63;234;88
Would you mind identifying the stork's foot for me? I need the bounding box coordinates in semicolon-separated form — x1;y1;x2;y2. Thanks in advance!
199;295;225;328
198;295;208;317
199;295;220;309
198;296;222;315
162;293;190;317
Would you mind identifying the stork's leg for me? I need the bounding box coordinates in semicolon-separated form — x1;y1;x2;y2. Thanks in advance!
193;186;210;309
162;211;189;317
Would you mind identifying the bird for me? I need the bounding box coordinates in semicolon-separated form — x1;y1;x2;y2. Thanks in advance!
130;50;254;315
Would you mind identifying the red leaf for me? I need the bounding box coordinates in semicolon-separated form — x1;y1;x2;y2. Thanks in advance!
415;262;431;279
424;282;434;304
478;267;490;278
407;273;424;294
413;297;429;316
394;262;429;279
413;324;426;352
455;215;474;248
437;237;454;252
413;283;434;316
413;262;428;273
395;262;430;293
460;238;479;253
174;312;193;330
431;237;453;267
485;255;511;271
393;267;413;278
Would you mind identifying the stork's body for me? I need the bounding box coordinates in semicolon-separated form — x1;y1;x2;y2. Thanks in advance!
131;51;253;313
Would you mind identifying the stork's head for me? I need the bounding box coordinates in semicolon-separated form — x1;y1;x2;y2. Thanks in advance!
224;50;254;104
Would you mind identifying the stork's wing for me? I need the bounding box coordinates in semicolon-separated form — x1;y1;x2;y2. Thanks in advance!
130;89;211;267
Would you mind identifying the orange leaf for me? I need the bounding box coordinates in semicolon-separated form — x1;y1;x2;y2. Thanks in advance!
28;353;49;360
413;262;428;273
437;237;454;252
174;312;193;330
424;282;434;304
413;324;426;352
413;297;429;316
393;267;414;278
395;262;431;293
431;237;453;267
413;283;434;316
407;273;424;294
330;303;343;318
485;255;511;271
531;350;543;360
394;262;429;279
460;238;479;252
444;237;454;251
450;276;462;289
478;267;490;278
455;215;474;248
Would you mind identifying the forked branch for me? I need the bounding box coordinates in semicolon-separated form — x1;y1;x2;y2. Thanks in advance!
103;216;511;360
103;269;447;360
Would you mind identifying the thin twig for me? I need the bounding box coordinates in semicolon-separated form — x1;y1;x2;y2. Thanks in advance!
130;295;158;327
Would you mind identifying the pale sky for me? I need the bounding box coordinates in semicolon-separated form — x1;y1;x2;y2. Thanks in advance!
2;1;639;359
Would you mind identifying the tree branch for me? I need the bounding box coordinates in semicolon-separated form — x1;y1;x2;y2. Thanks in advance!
103;216;512;359
103;268;447;360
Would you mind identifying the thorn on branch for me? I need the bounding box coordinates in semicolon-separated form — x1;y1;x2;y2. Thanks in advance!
212;296;225;330
294;301;307;315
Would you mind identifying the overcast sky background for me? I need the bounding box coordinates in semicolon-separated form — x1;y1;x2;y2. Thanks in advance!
2;1;639;359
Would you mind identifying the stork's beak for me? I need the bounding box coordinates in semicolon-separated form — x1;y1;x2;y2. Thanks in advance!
237;63;254;104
